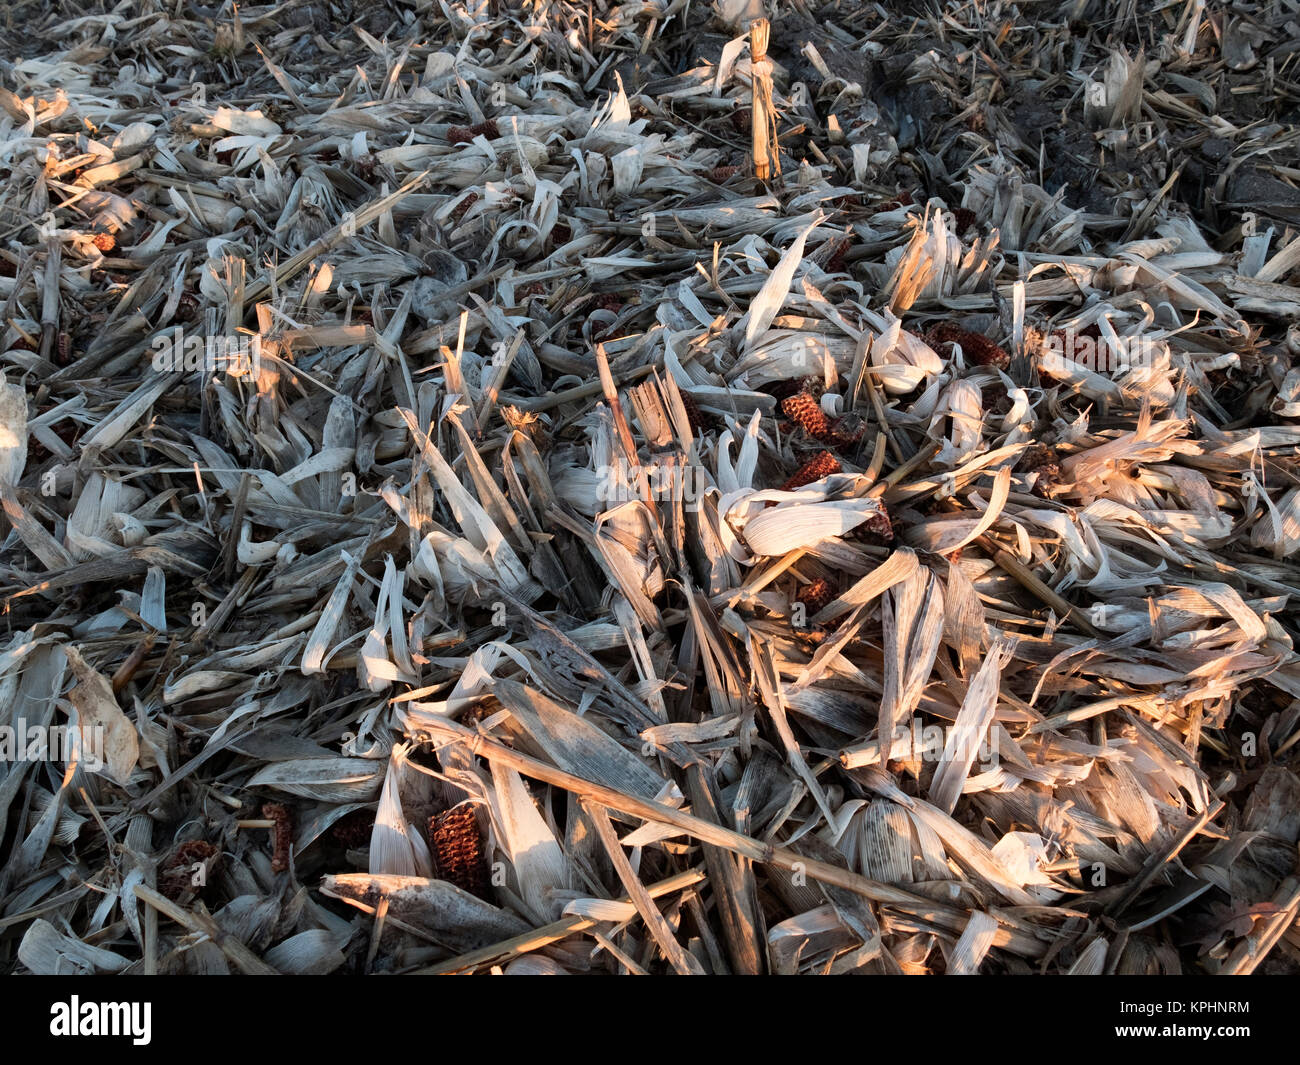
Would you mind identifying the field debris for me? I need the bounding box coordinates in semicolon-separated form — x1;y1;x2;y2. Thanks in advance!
2;0;1300;976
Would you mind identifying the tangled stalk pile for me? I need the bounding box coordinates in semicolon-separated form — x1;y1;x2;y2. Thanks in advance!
2;0;1300;975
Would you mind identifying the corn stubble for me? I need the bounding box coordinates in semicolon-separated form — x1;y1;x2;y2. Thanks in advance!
2;0;1300;979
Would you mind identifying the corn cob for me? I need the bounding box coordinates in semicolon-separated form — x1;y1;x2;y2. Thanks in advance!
796;577;834;615
782;449;841;490
926;323;1010;368
781;391;835;441
429;805;490;898
447;119;500;144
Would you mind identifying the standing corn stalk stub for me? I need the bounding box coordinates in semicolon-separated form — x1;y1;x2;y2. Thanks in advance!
749;19;781;186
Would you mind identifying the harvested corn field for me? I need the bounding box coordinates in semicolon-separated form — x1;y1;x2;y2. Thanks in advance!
2;0;1300;982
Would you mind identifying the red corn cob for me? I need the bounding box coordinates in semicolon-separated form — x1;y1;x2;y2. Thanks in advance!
447;119;500;144
926;323;1010;368
160;840;219;900
781;391;835;441
875;190;915;213
263;803;293;873
450;191;478;223
862;504;894;542
1041;322;1104;378
429;805;490;898
679;391;707;434
707;165;739;184
830;412;867;447
330;809;375;850
782;450;841;490
823;236;852;274
1018;442;1062;498
796;577;834;616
